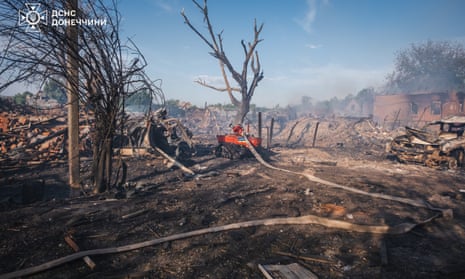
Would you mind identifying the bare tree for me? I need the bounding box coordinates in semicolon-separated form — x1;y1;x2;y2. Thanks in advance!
181;0;264;124
0;0;163;192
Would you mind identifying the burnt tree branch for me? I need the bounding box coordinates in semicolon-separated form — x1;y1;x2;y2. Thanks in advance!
0;0;164;192
182;0;264;123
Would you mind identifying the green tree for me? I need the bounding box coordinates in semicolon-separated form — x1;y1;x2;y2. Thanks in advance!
387;40;465;93
42;79;66;104
125;89;152;111
13;91;33;105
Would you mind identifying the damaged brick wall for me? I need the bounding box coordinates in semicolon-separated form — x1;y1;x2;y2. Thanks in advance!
373;91;465;129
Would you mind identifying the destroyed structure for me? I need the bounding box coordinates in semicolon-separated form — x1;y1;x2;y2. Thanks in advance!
373;90;465;129
0;87;194;165
118;108;195;161
388;116;465;169
5;89;465;170
2;90;465;279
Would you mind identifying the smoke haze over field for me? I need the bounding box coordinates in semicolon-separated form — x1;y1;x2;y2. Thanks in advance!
264;64;388;105
117;0;465;107
2;0;465;108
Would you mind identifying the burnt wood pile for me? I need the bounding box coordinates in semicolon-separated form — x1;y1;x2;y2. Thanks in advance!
0;112;92;166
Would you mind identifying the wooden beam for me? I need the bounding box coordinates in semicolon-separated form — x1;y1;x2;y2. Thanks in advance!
66;0;80;188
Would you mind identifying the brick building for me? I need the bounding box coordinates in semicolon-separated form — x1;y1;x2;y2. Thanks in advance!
373;91;465;129
0;113;9;133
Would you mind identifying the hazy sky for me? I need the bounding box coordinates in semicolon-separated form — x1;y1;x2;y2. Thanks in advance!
6;0;465;107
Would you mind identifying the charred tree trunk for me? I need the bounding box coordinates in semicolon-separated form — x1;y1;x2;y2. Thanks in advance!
92;120;105;192
235;97;251;125
103;138;112;192
92;126;114;193
182;0;264;125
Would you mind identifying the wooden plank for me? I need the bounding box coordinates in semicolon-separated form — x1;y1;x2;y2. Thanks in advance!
119;147;149;156
258;264;274;279
258;263;318;279
64;236;96;270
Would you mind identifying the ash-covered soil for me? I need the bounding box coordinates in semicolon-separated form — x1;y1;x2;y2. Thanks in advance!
1;134;465;279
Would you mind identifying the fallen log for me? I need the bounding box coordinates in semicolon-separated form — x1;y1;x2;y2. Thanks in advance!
29;115;66;129
0;213;439;279
8;128;67;156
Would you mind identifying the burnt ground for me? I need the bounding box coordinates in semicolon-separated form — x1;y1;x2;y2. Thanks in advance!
1;136;465;279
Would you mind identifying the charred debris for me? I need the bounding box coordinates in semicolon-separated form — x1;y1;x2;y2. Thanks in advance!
2;95;465;172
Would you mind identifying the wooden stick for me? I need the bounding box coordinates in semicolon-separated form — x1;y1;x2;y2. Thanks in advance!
273;251;334;264
312;121;320;148
257;264;274;279
285;120;300;146
269;117;275;147
64;236;96;270
121;209;148;220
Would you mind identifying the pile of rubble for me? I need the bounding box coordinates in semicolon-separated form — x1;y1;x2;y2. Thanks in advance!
1;113;64;165
182;107;237;136
272;116;403;154
0;111;93;166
